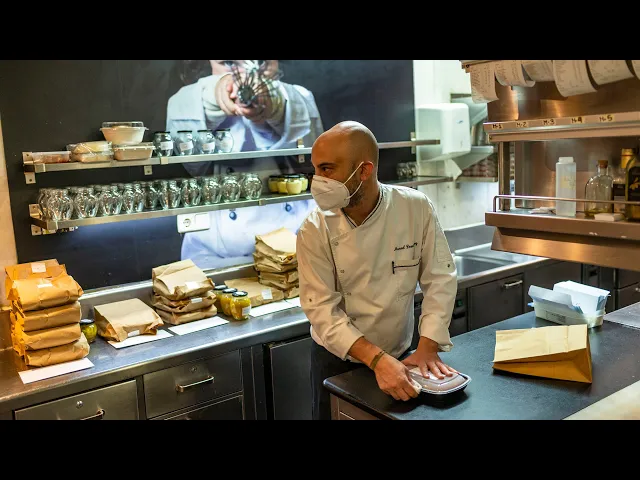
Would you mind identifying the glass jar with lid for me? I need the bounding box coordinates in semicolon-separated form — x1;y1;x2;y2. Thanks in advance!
230;291;251;321
268;175;280;193
59;189;74;220
407;161;418;178
153;131;174;157
277;175;289;194
221;175;241;202
166;180;181;208
214;129;234;153
213;284;228;311
143;181;159;210
109;185;123;215
243;173;263;200
72;187;88;219
300;174;309;192
175;131;194;156
196;129;216;154
219;288;238;316
155;180;170;210
37;188;51;218
286;175;303;195
84;187;99;217
79;318;97;343
120;184;136;214
132;182;145;212
93;185;111;217
187;178;202;206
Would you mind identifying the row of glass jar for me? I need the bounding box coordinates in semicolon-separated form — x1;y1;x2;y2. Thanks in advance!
396;162;418;179
37;174;263;220
268;174;310;195
153;130;234;157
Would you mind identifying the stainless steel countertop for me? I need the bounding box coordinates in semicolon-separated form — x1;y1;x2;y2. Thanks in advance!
0;246;554;414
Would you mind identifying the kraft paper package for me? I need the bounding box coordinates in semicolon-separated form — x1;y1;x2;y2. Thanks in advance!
225;277;284;307
94;298;164;342
152;259;215;301
156;304;218;325
259;270;299;286
24;333;90;368
152;291;217;314
258;275;299;291
492;324;593;383
283;285;300;299
253;253;298;274
254;228;297;265
4;259;61;299
14;322;81;351
13;301;81;332
8;272;83;312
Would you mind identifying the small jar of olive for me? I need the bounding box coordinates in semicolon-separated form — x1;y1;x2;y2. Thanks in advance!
230;291;251;321
80;318;97;343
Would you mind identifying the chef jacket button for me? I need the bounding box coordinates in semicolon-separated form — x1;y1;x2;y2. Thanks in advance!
285;203;292;212
340;270;345;273
229;211;237;220
345;292;351;296
333;241;339;246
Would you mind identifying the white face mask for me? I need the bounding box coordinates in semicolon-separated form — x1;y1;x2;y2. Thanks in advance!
311;162;364;211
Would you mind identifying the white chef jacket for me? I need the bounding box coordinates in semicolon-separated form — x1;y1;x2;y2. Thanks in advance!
297;183;458;361
166;74;324;268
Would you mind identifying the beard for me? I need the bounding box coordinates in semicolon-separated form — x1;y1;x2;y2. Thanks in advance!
346;177;364;208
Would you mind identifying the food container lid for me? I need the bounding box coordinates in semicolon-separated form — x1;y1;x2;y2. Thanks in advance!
215;129;231;132
177;130;193;133
223;288;238;294
407;368;471;396
112;142;155;151
214;285;228;291
197;129;212;132
102;121;145;128
232;291;248;297
67;141;112;154
80;318;95;325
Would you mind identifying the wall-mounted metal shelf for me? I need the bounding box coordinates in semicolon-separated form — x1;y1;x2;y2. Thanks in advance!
456;176;498;183
484;111;640;143
29;176;453;234
22;139;440;183
486;195;640;271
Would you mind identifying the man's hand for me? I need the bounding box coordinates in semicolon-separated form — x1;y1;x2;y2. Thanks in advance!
214;73;280;124
401;336;458;380
373;354;419;401
214;74;238;116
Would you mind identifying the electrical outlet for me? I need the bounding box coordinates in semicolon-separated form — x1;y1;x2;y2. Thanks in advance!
177;213;211;233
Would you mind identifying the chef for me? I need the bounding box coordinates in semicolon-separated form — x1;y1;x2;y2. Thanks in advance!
297;121;458;420
166;60;323;269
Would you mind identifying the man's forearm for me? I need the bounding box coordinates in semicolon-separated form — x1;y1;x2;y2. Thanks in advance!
348;337;385;368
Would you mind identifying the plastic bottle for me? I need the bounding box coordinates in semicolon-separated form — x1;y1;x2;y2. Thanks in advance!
555;156;576;217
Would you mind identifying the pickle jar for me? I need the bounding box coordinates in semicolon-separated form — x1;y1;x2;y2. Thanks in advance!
230;291;251;321
286;175;303;195
277;175;289;194
268;175;279;193
213;284;228;311
300;174;309;192
79;318;97;343
219;288;238;316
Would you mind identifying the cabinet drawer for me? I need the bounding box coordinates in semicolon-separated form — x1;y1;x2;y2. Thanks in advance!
617;283;640;310
469;274;524;331
143;350;242;419
162;395;244;420
15;380;138;420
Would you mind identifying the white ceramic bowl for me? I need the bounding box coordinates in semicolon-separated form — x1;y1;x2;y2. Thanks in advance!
100;126;147;145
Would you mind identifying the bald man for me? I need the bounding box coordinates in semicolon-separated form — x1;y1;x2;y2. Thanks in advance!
297;121;458;420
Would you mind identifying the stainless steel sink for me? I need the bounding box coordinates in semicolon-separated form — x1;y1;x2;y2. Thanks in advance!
453;256;513;277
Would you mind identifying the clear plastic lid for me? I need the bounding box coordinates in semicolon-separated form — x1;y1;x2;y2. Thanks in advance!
67;141;112;154
112;142;155;150
102;121;145;128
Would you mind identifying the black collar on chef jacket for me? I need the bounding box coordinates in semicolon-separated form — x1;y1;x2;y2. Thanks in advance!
343;183;384;229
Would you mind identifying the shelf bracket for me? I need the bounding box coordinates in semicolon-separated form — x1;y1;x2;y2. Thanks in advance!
23;153;36;184
411;132;416;154
297;139;305;164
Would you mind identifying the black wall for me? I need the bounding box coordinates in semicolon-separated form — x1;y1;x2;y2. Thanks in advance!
0;60;415;289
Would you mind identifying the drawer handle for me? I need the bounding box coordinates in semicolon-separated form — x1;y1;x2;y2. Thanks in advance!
176;376;215;393
502;280;523;290
635;287;640;293
80;408;105;420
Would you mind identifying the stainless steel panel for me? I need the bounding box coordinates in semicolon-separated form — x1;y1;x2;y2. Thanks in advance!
468;274;524;330
162;395;244;420
618;283;640;310
618;270;640;289
143;350;242;419
268;336;312;420
14;380;138;420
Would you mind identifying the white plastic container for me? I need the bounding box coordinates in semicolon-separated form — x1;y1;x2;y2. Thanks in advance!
532;301;604;328
113;143;155;161
555;156;576;217
100;125;148;145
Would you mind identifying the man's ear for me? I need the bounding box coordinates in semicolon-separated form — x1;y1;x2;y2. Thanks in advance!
361;161;375;181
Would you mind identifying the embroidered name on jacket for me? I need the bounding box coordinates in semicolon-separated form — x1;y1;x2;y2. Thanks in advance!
394;242;418;251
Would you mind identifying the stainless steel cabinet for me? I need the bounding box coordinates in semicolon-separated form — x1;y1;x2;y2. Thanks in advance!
160;395;244;420
468;274;524;331
618;283;640;310
524;261;582;312
265;336;312;420
15;380;138;420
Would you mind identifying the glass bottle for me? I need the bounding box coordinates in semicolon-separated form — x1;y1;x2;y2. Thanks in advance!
155;180;170;210
626;148;640;221
85;187;99;217
132;182;145;213
610;149;632;216
585;160;613;217
143;181;159;210
555;156;576;217
73;187;89;219
187;178;202;206
121;184;137;214
167;180;182;208
110;185;123;215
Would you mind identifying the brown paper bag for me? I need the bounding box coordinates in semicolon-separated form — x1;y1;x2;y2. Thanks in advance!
259;275;299;291
13;301;81;332
225;277;284;307
152;291;217;314
152;259;215;300
259;270;299;285
254;228;297;264
8;273;83;311
253;253;298;273
156;304;218;325
15;322;81;351
4;259;60;298
283;285;300;299
492;324;592;383
24;333;90;367
94;298;164;342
